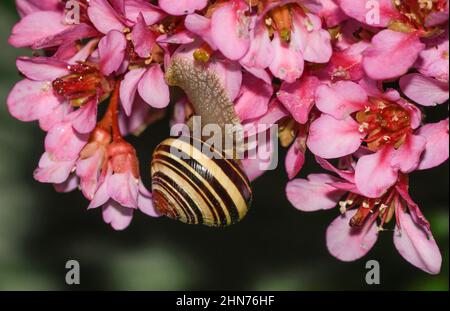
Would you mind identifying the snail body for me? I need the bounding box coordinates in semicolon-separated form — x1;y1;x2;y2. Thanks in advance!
151;57;253;226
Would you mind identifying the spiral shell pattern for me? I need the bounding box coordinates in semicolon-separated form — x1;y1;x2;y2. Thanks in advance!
151;136;253;226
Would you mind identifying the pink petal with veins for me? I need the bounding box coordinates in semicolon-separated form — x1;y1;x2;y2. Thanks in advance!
363;30;425;80
278;74;321;124
400;73;449;106
417;119;450;170
394;207;442;275
355;146;397;198
307;114;364;159
98;30;127;75
210;0;250;60
7;79;62;122
137;64;170;109
8;11;69;47
326;209;378;261
287;173;345;211
102;201;134;230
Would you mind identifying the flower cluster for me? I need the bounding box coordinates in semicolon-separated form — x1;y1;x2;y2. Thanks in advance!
7;0;449;273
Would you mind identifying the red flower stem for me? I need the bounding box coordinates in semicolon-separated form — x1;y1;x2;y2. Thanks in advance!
108;79;122;141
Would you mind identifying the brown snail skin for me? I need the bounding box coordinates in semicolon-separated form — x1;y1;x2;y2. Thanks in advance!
151;57;253;227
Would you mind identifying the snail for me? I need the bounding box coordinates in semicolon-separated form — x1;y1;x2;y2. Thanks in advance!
151;57;253;227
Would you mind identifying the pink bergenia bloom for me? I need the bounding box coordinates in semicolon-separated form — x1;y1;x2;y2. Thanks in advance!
186;0;332;82
337;0;449;80
262;1;332;82
307;80;428;198
86;0;171;112
7;41;110;132
286;158;442;274
87;139;160;230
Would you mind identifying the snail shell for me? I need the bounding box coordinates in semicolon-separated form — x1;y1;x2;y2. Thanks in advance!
151;56;253;226
151;136;252;226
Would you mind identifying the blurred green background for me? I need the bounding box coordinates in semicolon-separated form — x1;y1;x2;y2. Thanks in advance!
0;1;448;291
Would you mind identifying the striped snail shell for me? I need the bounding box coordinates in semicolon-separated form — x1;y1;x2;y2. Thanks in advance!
151;57;253;226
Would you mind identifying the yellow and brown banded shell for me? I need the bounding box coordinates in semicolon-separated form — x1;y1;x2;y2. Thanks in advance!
151;136;253;227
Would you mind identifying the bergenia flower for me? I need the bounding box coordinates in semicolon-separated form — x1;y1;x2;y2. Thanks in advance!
307;80;429;198
286;158;442;274
338;0;449;80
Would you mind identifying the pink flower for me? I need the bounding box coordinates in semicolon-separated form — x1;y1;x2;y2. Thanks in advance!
338;0;448;80
264;3;332;82
308;80;428;197
87;0;170;111
88;0;169;112
87;139;160;230
7;42;111;132
286;159;442;274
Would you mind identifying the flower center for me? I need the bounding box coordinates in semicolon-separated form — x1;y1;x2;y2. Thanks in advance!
52;62;112;107
339;187;399;229
355;98;411;151
265;4;293;42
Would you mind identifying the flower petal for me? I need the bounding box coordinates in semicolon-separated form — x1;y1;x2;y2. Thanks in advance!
33;152;75;184
131;13;156;58
235;72;272;121
336;0;401;27
417;119;450;170
137;64;170;109
7;79;61;122
277;75;321;124
363;30;425;80
394;207;442;275
286;173;344;211
98;30;127;76
45;121;88;161
400;73;449;106
16;56;69;81
102;201;134;230
269;33;304;83
307;114;364;159
355;146;397;198
67;99;98;134
8;11;69;47
120;68;146;115
87;0;125;34
107;172;139;208
315;81;368;119
326;209;378;261
158;0;207;15
210;0;250;60
391;134;426;173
